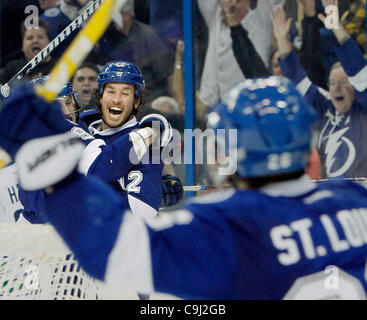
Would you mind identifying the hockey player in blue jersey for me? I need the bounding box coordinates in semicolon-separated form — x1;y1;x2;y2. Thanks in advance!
15;72;181;223
271;0;367;179
5;75;367;299
16;78;85;223
82;61;174;219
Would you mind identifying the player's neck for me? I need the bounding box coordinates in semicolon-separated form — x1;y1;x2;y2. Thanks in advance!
101;116;135;131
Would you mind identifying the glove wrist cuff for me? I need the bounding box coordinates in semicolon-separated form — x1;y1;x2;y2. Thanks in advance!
129;127;154;160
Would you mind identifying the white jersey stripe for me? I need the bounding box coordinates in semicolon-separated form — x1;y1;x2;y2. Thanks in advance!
105;210;153;294
128;194;158;220
0;164;24;223
349;65;367;93
296;77;312;96
78;138;105;175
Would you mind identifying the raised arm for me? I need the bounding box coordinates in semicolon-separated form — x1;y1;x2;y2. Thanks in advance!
318;0;367;102
317;0;350;44
197;0;218;27
271;4;293;56
222;0;270;78
271;5;330;115
43;172;235;298
297;0;328;89
242;0;282;68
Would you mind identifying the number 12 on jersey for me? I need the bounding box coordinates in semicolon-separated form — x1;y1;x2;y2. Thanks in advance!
118;171;143;193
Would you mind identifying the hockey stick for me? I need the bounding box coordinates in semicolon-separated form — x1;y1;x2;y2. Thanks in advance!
183;185;226;192
36;0;127;102
0;0;105;99
312;177;367;183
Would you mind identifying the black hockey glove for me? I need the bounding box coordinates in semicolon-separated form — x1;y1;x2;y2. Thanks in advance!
162;174;184;208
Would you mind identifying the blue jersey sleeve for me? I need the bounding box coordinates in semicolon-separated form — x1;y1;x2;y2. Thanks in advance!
279;50;331;117
334;37;367;104
44;173;125;280
145;207;236;299
44;175;236;298
84;134;140;181
43;174;367;299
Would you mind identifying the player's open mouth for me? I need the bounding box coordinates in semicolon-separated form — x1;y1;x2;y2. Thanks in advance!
32;46;41;54
82;89;91;96
335;96;345;102
109;107;123;115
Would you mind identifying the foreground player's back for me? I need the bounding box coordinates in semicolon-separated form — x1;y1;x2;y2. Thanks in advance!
183;176;367;299
4;76;367;300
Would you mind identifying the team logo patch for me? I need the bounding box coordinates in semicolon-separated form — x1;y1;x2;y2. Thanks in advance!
0;84;10;98
71;127;94;141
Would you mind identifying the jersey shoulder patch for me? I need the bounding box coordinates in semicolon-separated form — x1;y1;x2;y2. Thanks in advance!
71;126;94;141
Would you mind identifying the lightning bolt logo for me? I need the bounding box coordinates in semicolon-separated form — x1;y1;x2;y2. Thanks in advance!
323;127;355;177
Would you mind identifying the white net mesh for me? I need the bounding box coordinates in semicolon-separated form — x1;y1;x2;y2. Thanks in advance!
0;223;138;300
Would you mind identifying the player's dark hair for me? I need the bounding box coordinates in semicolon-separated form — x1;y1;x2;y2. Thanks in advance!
94;87;145;116
20;18;51;41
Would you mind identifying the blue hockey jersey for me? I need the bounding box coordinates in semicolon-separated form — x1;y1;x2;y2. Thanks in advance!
85;118;164;216
20;118;163;223
44;174;367;299
280;38;367;179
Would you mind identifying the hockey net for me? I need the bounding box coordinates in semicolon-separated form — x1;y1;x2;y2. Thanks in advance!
0;223;139;300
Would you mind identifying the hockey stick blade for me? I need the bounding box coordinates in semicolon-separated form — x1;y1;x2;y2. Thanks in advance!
0;0;105;99
36;0;127;102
